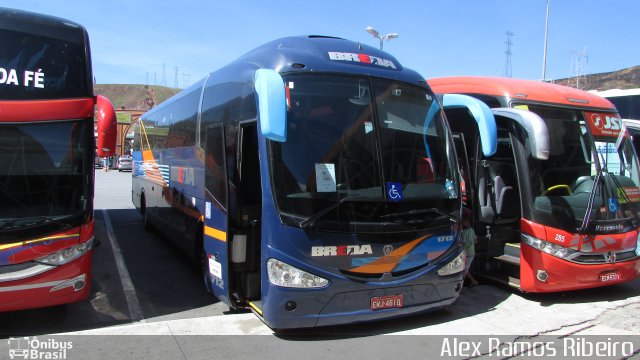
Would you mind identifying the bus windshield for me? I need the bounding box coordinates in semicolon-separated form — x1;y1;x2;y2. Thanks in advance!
270;74;459;232
0;120;91;241
523;104;640;232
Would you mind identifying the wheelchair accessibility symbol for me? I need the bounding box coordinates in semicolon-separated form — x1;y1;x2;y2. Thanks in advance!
608;197;618;213
386;182;403;202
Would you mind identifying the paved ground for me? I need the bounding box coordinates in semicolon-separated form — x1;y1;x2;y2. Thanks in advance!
1;169;639;359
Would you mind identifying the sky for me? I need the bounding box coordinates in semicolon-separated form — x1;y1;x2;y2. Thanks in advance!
3;0;638;87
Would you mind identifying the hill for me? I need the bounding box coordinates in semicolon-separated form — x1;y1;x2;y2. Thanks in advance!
94;84;180;111
94;66;640;110
555;65;640;91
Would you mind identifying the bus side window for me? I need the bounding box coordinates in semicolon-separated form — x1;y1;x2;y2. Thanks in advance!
205;124;228;210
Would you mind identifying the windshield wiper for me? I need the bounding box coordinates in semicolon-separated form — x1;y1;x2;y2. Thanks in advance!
0;218;20;230
299;194;364;229
380;207;460;223
579;167;605;233
0;215;73;231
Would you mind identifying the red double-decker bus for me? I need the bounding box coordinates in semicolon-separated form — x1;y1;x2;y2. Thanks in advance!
431;76;640;292
0;7;116;311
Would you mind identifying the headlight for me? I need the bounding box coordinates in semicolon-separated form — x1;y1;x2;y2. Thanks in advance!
267;258;328;288
635;232;640;256
437;250;466;276
522;234;577;259
35;239;93;266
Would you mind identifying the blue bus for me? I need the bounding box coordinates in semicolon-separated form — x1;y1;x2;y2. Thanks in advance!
132;36;496;329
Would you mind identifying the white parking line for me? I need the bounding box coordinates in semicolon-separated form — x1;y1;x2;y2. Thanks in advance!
101;209;145;323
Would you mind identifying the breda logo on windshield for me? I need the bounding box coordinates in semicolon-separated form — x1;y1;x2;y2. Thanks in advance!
328;52;397;69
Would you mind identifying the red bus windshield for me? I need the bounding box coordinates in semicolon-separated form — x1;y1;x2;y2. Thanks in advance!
0;120;93;242
520;104;640;232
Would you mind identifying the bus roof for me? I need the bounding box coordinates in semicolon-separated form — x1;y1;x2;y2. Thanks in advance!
144;36;427;119
228;35;424;85
428;76;616;110
0;7;87;37
590;88;640;97
623;119;640;130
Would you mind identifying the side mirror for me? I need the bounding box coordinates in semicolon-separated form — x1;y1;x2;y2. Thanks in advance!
255;69;287;142
95;95;117;158
492;108;549;160
442;94;497;157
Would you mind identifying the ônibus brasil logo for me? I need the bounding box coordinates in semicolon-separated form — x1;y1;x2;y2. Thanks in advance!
7;337;73;360
328;52;397;69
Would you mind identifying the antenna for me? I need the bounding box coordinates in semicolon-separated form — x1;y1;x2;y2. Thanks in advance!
504;30;514;77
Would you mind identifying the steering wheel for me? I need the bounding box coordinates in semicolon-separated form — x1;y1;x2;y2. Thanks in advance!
541;184;572;196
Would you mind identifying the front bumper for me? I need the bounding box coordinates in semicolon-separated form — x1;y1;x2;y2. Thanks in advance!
0;251;92;312
520;245;640;292
261;268;463;329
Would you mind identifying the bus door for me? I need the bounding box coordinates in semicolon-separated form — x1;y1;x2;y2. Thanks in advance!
230;122;262;303
203;124;231;305
453;133;472;208
441;93;498;215
478;108;549;287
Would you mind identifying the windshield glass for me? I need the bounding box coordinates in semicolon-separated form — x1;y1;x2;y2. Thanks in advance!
522;104;640;232
0;120;92;242
270;74;459;232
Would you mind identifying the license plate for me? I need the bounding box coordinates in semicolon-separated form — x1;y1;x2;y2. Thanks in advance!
370;294;403;311
599;271;621;282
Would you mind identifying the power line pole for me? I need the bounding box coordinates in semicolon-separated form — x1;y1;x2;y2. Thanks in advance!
569;47;589;90
182;73;191;89
504;30;514;77
173;66;179;88
162;63;167;87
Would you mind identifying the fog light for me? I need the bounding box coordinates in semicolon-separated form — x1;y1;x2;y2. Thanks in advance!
285;301;297;311
73;280;86;291
50;274;87;292
536;270;548;282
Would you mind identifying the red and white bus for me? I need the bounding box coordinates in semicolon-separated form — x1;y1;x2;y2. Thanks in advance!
0;7;116;311
430;76;640;292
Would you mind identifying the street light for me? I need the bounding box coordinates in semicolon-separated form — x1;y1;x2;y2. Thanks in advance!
366;26;398;51
541;0;550;81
